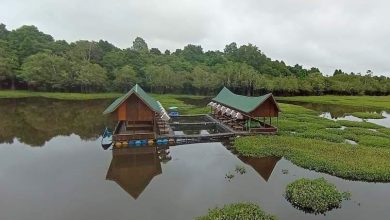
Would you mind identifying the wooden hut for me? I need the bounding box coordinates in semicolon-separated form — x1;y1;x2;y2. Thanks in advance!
210;87;280;133
103;84;165;141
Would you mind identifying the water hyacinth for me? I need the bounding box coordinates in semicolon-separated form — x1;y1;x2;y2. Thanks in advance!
196;203;277;220
347;112;385;119
285;178;350;214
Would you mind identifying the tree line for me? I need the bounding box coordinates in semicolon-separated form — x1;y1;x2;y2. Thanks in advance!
0;23;389;96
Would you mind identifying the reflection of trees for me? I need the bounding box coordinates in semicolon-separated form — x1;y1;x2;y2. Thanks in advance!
0;98;113;147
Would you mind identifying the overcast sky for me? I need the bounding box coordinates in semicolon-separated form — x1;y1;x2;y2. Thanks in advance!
1;0;389;76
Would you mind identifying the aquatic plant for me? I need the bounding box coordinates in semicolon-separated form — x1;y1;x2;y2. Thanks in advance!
337;120;383;129
234;135;390;181
225;172;235;181
347;112;385;119
285;178;350;214
278;96;390;110
196;203;277;220
235;165;247;174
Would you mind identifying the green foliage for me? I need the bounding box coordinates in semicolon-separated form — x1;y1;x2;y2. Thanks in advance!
113;65;138;92
234;135;390;181
0;40;18;86
196;203;276;220
132;37;148;53
337;120;383;129
1;23;390;95
278;96;390;110
347;112;385;119
285;178;349;214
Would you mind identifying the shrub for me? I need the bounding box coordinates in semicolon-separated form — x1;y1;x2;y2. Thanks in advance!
196;203;276;220
285;178;350;214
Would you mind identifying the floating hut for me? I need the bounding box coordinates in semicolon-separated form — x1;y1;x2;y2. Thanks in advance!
103;84;170;143
208;87;280;133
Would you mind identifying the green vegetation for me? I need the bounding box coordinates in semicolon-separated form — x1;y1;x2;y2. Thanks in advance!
285;178;350;214
1;23;390;95
196;203;276;220
235;103;390;182
152;94;209;115
0;90;121;100
235;135;390;181
348;112;385;119
337;120;383;129
278;96;390;110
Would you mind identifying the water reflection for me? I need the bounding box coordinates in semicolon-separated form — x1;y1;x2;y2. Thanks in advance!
239;156;281;182
106;147;171;199
0;98;113;147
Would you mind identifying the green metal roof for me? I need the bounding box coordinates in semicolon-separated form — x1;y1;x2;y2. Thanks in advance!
212;87;280;114
103;84;161;114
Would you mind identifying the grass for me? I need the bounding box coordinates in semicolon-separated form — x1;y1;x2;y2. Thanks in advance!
277;95;390;110
285;178;350;214
235;135;390;182
152;93;209;115
196;203;276;220
337;120;383;129
347;112;385;119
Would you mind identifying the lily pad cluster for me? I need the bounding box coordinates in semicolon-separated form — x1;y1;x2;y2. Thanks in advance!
196;203;276;220
285;178;350;214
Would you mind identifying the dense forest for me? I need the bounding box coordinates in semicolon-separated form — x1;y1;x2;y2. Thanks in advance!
0;23;389;96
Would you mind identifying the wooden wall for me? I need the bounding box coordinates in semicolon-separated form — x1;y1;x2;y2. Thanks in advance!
114;94;155;122
250;97;279;117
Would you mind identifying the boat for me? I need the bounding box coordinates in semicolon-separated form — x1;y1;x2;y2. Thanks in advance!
101;127;113;150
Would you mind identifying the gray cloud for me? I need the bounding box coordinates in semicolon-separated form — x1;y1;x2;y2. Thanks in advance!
1;0;389;76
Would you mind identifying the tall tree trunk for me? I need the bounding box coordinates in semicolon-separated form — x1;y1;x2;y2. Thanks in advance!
11;77;15;90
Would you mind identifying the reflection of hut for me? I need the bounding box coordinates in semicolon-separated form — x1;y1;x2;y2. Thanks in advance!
210;87;281;133
103;84;168;141
239;156;281;181
106;148;162;199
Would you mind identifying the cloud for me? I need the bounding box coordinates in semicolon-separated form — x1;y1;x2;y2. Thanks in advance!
0;0;389;76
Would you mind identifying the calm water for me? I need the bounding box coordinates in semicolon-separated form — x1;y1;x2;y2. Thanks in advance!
1;98;390;220
279;100;390;128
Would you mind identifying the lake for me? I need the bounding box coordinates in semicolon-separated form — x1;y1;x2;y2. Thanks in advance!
0;98;390;220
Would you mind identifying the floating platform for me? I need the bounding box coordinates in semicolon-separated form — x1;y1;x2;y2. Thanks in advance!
111;114;277;148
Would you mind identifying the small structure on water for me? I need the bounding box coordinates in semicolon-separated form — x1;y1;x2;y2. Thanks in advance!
103;84;170;145
208;87;280;133
102;85;281;148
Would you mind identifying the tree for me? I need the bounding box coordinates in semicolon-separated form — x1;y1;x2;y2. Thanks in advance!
132;37;148;53
0;40;18;89
181;44;204;62
19;52;71;90
76;62;108;92
0;23;9;40
7;25;54;61
113;65;138;92
150;48;161;55
67;40;103;64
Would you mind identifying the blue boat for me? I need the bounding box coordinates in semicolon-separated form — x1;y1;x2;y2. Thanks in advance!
101;127;113;150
